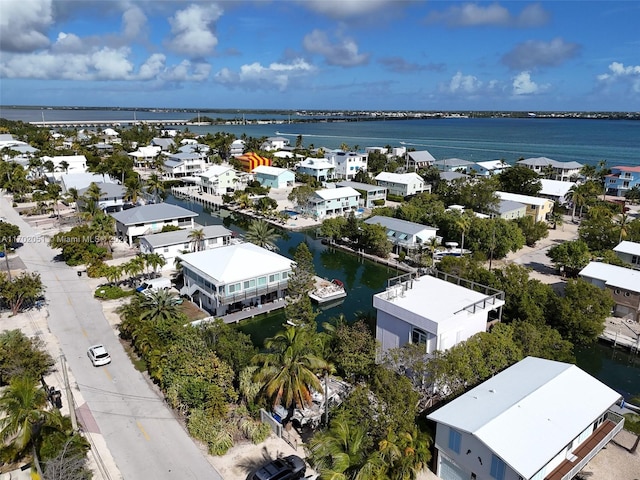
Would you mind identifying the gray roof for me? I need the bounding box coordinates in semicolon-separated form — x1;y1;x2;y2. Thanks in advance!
518;157;583;169
434;158;474;167
140;225;232;248
439;171;468;181
336;181;387;192
497;199;526;214
164;159;181;168
167;152;202;161
78;182;125;199
111;203;197;225
364;215;437;235
613;241;640;257
151;138;175;149
407;150;436;163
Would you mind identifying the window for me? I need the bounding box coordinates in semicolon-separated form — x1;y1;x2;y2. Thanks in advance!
412;328;428;345
163;247;169;253
244;279;256;289
227;283;241;294
448;428;461;454
269;273;280;283
257;276;267;286
490;455;506;480
282;272;289;279
615;289;621;295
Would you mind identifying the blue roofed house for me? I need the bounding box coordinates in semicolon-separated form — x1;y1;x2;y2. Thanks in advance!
151;137;175;151
178;242;293;316
427;356;623;480
302;187;360;220
296;157;335;182
199;165;237;195
374;172;427;197
252;166;295;188
111;203;198;245
336;181;387;208
605;166;640;197
364;216;438;253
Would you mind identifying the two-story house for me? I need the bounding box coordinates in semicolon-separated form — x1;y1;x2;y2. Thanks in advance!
77;182;127;213
605;166;640;197
296;157;335;182
496;191;554;223
374;271;504;357
128;145;162;168
517;157;583;181
336;181;387;208
324;150;368;180
539;179;576;205
199;165;237;195
260;136;290;151
471;160;511;176
364;216;438;253
139;225;233;270
613;240;640;269
163;152;208;179
302;187;361;219
579;261;640;322
374;172;427;197
111;203;198;245
252;166;295;188
405;150;436;170
434;158;475;173
178;242;293;316
427;356;623;480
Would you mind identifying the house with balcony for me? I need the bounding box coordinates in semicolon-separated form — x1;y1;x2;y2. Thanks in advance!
613;241;640;269
128;145;162;168
539;179;576;205
139;225;233;270
163;152;208;179
605;166;640;197
374;172;427;197
296;157;335;182
336;181;387;208
427;356;623;480
579;261;640;322
260;136;290;151
301;187;360;220
199;165;237;195
496;191;554;223
111;203;198;245
364;216;438;253
517;157;583;182
324;150;368;180
434;158;475;173
405;150;436;170
151;137;175;151
470;160;511;176
77;182;127;213
374;271;504;356
230;139;245;156
252;166;295;188
178;242;293;316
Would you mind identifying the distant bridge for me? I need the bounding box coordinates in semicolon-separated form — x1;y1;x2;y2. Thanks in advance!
29;119;191;128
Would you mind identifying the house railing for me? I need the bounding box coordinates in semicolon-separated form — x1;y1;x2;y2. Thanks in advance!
217;281;288;305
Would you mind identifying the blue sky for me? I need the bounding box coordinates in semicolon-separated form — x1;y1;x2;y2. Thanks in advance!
1;1;639;111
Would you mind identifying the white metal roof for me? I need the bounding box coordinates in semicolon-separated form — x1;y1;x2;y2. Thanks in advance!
613;240;640;257
427;357;621;479
579;261;640;292
140;225;232;248
375;172;423;184
178;242;293;285
540;179;576;197
496;191;552;207
200;165;234;178
111;203;197;225
314;186;361;200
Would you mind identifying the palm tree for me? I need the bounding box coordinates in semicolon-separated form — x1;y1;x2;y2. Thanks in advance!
125;174;145;205
146;173;165;203
245;219;280;251
454;211;472;255
188;228;206;252
90;213;115;253
139;290;181;322
65;187;80;214
375;427;432;480
253;326;329;421
0;377;65;474
144;252;166;276
617;212;631;243
568;184;587;222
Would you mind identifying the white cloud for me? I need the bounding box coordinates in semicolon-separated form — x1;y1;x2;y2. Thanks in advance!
426;2;549;27
502;37;580;70
0;0;53;52
598;62;640;93
52;32;84;54
299;0;398;19
166;4;222;58
215;58;316;91
446;71;482;94
303;29;369;67
121;4;147;40
512;71;542;95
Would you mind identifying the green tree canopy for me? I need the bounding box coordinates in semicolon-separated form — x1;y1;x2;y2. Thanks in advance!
498;165;543;196
0;330;54;386
0;272;45;315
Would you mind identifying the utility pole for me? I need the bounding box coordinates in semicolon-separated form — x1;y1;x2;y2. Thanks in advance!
60;354;78;431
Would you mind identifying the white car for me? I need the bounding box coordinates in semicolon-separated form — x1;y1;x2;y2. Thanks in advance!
87;344;111;367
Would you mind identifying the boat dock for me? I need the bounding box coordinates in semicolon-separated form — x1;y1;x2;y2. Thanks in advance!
190;297;288;326
600;316;640;353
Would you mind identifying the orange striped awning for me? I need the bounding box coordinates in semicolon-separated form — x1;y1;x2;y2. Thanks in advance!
237;152;272;172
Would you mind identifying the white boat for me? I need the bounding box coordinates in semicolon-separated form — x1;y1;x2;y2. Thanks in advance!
309;278;347;304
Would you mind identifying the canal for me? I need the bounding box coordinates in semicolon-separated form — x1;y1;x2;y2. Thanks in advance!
166;194;640;401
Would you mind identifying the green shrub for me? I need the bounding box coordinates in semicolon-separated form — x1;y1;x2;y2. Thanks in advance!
372;199;385;206
94;285;133;300
87;260;109;278
386;193;404;202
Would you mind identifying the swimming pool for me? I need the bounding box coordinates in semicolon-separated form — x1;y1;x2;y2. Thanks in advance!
281;210;299;217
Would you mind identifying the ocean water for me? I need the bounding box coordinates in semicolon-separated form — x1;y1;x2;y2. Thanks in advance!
1;107;638;167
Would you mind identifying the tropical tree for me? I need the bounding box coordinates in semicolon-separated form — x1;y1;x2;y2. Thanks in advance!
146;173;165;203
0;272;45;315
0;330;54;386
453;210;473;255
244;219;280;251
617;212;631;243
143;252;166;275
252;326;330;421
188;228;206;252
139;289;181;322
90;213;115;253
124;174;145;204
284;242;318;328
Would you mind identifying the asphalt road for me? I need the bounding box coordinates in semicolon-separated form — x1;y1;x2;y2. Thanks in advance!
1;196;223;480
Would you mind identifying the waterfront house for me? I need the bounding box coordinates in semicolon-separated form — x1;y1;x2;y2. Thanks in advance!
111;203;198;245
434;158;475;173
77;182;126;213
128;145;162;168
336;181;387;208
374;272;504;356
230;139;245;156
613;241;640;269
163;152;208;179
470;160;511;176
405;150;436;170
151;137;175;151
539;179;576;205
427;356;624;480
260;136;290;151
139;225;233;271
178;242;293;316
302;187;360;219
365;146;389;155
605;166;640;197
579;262;640;322
496;191;554;223
296;157;335;182
364;216;438;253
60;173;115;193
440;171;469;182
324;150;368;180
374;172;427;197
199;165;237;195
252;166;295;188
517;157;583;182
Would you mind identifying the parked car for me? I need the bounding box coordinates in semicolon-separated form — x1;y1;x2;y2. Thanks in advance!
87;344;111;367
136;277;172;294
250;455;306;480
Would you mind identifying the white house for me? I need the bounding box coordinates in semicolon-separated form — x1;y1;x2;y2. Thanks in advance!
179;242;293;316
579;261;640;322
128;145;161;168
517;157;583;182
336;181;387;208
77;182;127;213
230;139;245;156
471;160;511;176
296;157;335;182
199;165;237;195
496;191;554;223
406;150;436;170
375;172;427;197
111;203;198;245
139;225;233;270
60;173;115;193
613;240;640;269
434;158;475;173
302;187;361;219
163;152;208;179
364;216;438;252
427;356;623;480
252;166;295;188
539;179;576;205
260;136;290;151
324;150;367;180
41;155;88;174
374;272;504;356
